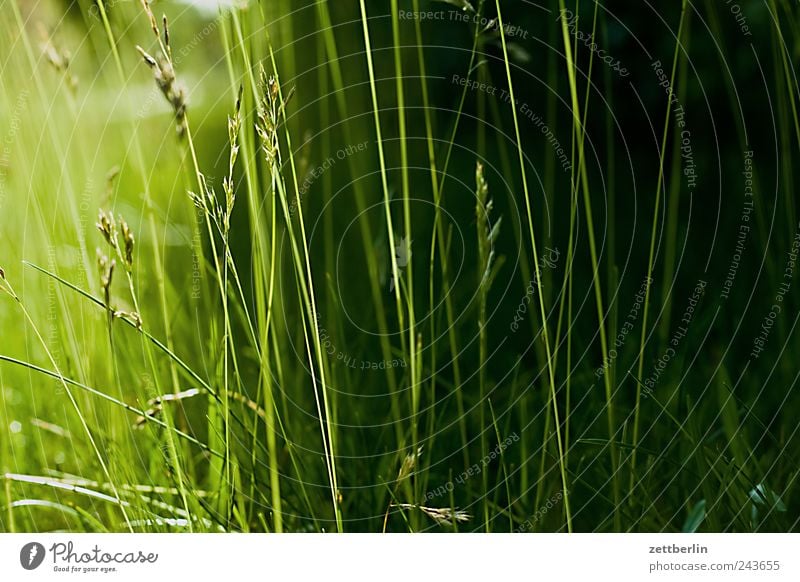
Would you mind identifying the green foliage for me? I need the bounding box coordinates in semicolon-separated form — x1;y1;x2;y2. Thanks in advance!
0;0;797;533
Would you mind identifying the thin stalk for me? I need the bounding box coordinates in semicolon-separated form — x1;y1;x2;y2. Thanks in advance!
390;0;420;524
632;0;689;498
498;0;572;531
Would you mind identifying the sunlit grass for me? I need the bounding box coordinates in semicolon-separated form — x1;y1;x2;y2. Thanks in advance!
0;0;798;533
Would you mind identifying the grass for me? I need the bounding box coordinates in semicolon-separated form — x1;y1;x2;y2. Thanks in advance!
0;0;798;533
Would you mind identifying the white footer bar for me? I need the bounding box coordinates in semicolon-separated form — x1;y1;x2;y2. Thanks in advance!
1;534;797;581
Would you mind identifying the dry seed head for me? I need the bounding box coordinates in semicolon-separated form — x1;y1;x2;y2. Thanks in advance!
256;74;281;163
228;116;239;148
139;0;160;38
204;182;217;209
149;54;175;92
255;116;277;162
162;14;170;52
96;209;116;246
104;262;115;299
419;505;471;526
256;69;295;163
476;161;488;203
136;44;187;137
235;84;243;115
97;251;111;280
189;191;204;211
134;388;201;428
38;25;78;93
224;93;242;227
105;166;120;186
103;166;120;205
45;43;69;70
223;177;235;230
421;506;471;526
268;75;279;103
136;45;157;68
397;446;423;483
392;503;472;526
119;216;135;270
227;100;242;165
97;250;115;305
475;160;501;287
114;309;142;329
171;87;187;137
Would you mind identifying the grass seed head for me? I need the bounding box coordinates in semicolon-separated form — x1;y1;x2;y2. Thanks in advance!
97;250;115;306
119;217;135;270
136;29;187;138
392;503;472;527
38;25;78;93
223;88;242;232
397;445;423;483
114;309;142;329
139;0;160;38
475;160;501;287
419;505;472;526
162;14;170;54
136;45;157;68
96;209;116;246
